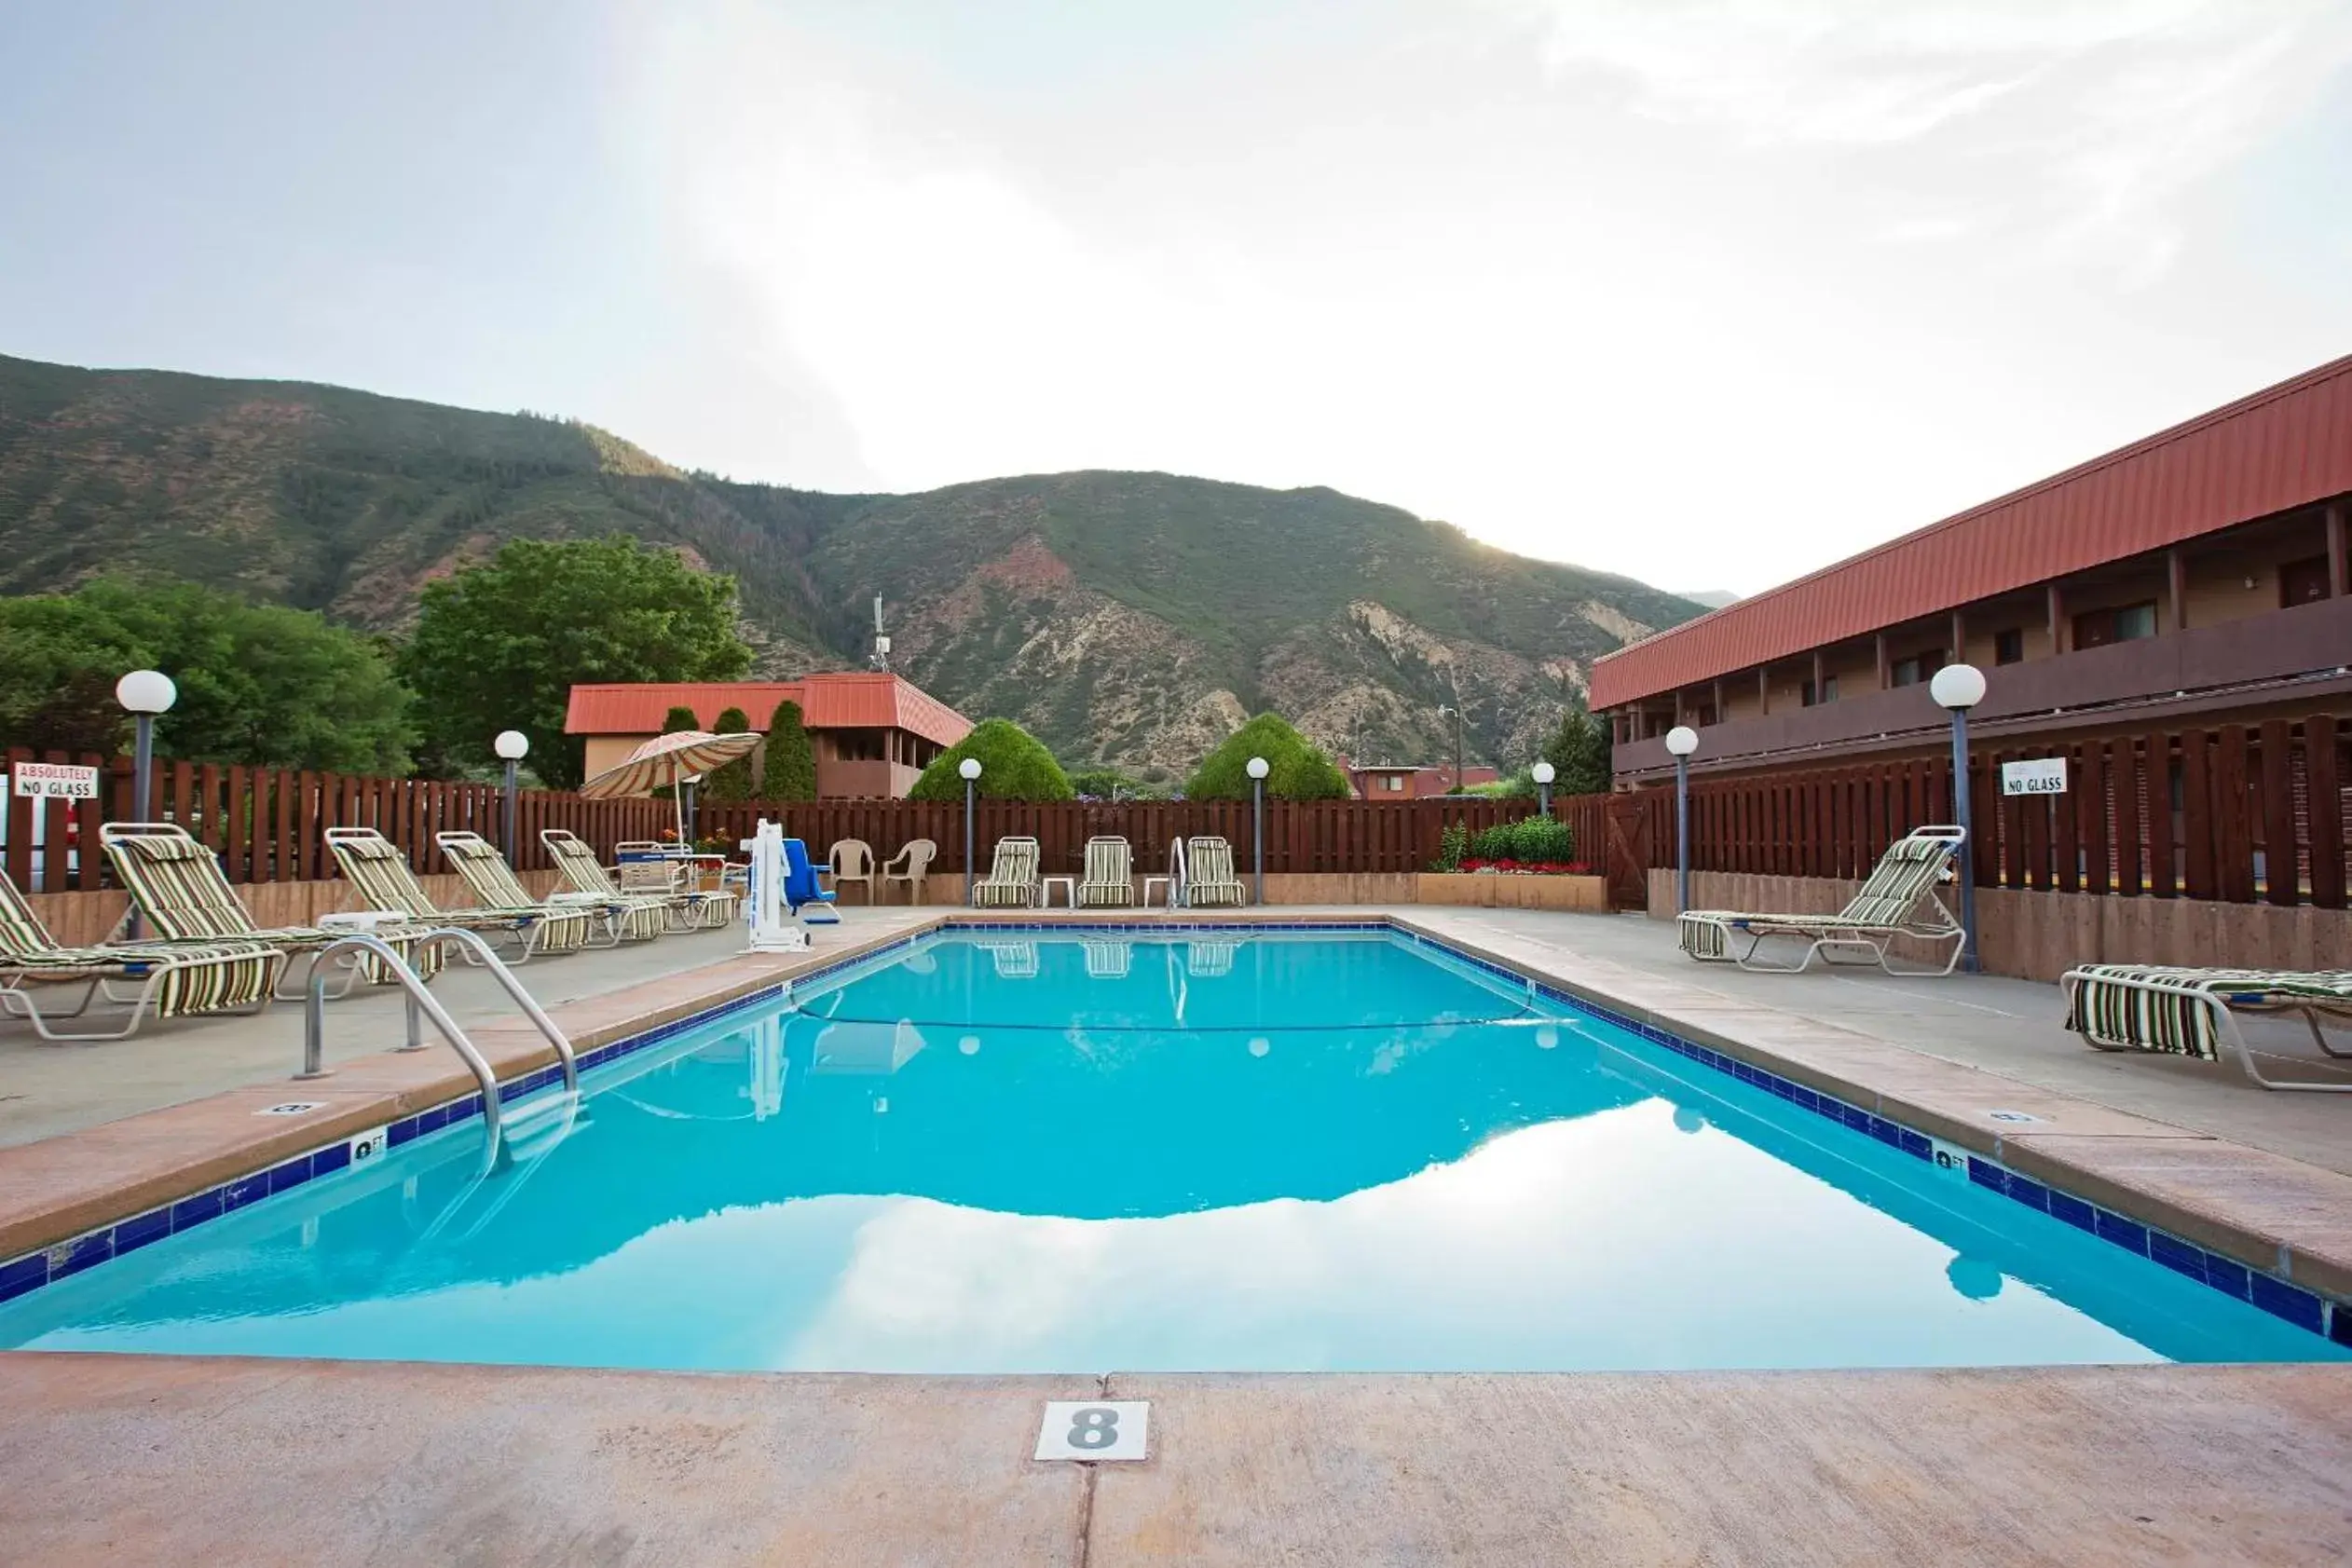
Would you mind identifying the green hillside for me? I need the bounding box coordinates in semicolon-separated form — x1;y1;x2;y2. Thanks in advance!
0;351;1704;773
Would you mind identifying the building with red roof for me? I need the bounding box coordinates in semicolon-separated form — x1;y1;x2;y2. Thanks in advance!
1592;355;2352;783
565;672;972;798
1339;758;1500;798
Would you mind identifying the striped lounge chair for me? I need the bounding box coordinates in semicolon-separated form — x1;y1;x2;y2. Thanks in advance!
1676;825;1968;976
544;828;736;932
2061;965;2352;1093
972;837;1040;908
1183;836;1249;908
1076;836;1135;907
438;832;665;945
0;865;281;1040
327;827;593;963
100;823;443;996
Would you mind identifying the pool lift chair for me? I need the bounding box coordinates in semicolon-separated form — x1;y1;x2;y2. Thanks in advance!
743;821;826;953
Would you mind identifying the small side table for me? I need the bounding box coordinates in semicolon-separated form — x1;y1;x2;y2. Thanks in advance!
1040;875;1076;908
1141;875;1173;907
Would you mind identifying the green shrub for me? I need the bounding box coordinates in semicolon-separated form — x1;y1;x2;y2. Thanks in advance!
1185;713;1348;801
909;717;1074;801
1432;820;1469;872
1467;816;1577;864
1542;702;1612;796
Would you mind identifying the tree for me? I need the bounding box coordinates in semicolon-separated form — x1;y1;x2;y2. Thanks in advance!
0;578;414;770
1068;764;1157;800
403;535;752;789
704;706;754;800
760;699;816;800
661;704;701;733
1185;713;1349;801
1542;702;1613;797
909;718;1073;801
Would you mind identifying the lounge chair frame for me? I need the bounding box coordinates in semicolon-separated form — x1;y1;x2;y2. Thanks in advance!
1183;836;1249;908
2061;965;2352;1093
1676;825;1968;977
972;837;1041;908
327;826;591;963
1077;836;1135;907
545;828;735;932
100;822;439;999
438;831;659;945
0;865;281;1041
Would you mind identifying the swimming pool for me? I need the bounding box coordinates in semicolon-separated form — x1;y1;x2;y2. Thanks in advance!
1;927;2340;1371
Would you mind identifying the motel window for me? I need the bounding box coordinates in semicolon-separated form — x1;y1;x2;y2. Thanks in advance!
2281;555;2332;607
1800;676;1838;707
1889;650;1946;689
2073;600;2158;650
1384;775;1404;792
1994;628;2025;665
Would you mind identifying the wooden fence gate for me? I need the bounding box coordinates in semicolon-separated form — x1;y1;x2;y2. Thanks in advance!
1603;793;1648;909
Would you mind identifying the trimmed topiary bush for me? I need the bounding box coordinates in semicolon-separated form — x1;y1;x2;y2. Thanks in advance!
704;705;754;800
909;718;1074;801
1185;713;1349;801
760;699;816;800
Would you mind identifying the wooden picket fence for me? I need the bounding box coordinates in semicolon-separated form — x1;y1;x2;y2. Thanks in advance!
1636;711;2352;909
695;796;1526;876
17;716;2342;907
0;744;1540;892
1;747;673;893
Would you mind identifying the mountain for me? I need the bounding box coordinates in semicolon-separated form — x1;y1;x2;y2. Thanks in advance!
0;352;1706;775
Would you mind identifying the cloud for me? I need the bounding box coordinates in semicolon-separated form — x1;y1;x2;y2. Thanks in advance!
618;0;1301;492
1500;0;2352;271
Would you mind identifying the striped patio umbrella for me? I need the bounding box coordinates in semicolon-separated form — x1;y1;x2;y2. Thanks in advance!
579;729;762;845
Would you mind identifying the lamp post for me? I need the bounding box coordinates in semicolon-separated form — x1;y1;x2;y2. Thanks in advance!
115;671;176;940
1246;756;1270;905
960;757;983;904
1930;662;1988;974
116;670;176;824
1664;725;1698;913
1438;703;1464;791
1532;759;1556;818
494;730;529;860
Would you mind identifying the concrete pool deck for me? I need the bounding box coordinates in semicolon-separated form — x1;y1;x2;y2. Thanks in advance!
4;906;2350;1563
2;1355;2345;1565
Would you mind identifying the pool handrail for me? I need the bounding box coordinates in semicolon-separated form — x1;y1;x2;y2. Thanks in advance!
294;929;581;1162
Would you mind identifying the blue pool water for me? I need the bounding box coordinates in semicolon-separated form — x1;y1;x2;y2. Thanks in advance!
1;930;2339;1371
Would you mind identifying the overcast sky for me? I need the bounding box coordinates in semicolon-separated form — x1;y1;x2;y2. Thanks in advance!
4;1;2348;595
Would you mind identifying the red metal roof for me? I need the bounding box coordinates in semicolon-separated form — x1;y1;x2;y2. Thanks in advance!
564;673;972;748
1590;354;2352;709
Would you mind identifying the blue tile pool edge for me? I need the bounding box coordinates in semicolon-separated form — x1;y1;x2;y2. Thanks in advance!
0;975;809;1309
5;916;2345;1354
1380;923;2346;1350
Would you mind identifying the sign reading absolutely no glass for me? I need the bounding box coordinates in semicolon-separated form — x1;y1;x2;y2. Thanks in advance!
2000;758;2067;797
11;763;100;799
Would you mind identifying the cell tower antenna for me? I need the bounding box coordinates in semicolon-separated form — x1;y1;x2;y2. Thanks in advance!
869;595;891;671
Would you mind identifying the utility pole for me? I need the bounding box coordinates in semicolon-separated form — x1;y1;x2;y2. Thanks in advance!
1438;703;1465;792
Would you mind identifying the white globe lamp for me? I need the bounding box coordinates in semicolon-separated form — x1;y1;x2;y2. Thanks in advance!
1930;662;1988;972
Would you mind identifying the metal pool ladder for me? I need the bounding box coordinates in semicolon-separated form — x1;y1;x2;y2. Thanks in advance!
295;928;580;1160
1165;836;1187;909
